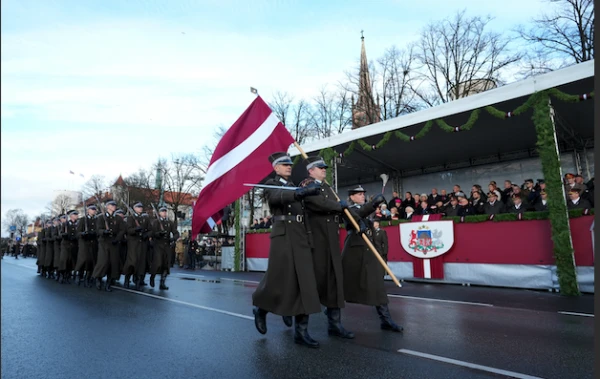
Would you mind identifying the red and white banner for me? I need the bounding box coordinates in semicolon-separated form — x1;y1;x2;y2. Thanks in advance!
399;214;453;279
191;96;295;238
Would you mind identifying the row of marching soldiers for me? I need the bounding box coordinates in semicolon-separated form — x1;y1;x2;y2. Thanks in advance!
35;199;179;292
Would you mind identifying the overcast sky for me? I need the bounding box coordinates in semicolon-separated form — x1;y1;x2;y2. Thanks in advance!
1;0;548;234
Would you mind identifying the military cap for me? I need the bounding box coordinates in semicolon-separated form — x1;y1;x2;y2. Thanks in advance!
525;178;534;183
115;209;125;215
568;188;581;194
537;179;545;184
305;156;328;170
59;214;67;219
565;173;575;179
540;190;547;195
105;199;117;206
159;206;168;212
67;210;79;215
348;185;366;195
133;202;143;208
87;204;97;211
141;212;149;217
268;152;293;167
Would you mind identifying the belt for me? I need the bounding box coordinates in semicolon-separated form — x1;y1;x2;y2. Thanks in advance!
272;215;304;223
326;215;340;223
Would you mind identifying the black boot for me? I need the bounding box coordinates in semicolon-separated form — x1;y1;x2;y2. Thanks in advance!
58;272;65;284
253;307;267;334
124;274;131;289
282;316;293;327
294;315;319;348
159;276;168;290
105;278;112;292
140;275;147;286
326;308;355;339
135;276;142;291
376;304;403;332
95;278;102;290
150;274;156;288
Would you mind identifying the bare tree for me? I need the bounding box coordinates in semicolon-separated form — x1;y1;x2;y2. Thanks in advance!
200;125;228;169
159;154;204;225
81;175;107;200
377;45;421;119
517;0;594;75
47;194;73;216
269;91;314;144
4;209;29;239
414;10;522;105
309;85;353;139
122;168;157;211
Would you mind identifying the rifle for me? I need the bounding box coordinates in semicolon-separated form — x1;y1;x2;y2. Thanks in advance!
83;199;88;232
120;200;140;227
94;195;110;231
151;203;166;232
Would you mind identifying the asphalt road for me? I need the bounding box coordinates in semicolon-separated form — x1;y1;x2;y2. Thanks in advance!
1;257;594;379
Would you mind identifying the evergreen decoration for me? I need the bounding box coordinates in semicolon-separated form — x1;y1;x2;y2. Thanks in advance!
532;93;580;296
233;199;241;271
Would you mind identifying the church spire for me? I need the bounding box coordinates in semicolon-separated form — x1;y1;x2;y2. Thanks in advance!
352;31;380;129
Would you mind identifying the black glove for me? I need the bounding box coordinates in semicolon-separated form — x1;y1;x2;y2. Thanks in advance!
142;232;150;239
103;230;111;236
294;182;321;200
160;230;169;237
357;220;369;235
372;194;387;209
81;231;89;237
61;232;68;238
169;238;175;243
339;200;349;209
111;240;119;245
135;226;143;233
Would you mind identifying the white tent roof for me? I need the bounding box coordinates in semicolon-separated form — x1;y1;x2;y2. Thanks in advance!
289;61;595;187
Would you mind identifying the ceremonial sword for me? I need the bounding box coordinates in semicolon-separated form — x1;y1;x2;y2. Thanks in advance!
243;183;300;190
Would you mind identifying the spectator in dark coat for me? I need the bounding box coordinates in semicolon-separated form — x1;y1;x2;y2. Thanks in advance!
534;191;549;211
484;192;504;215
444;197;460;217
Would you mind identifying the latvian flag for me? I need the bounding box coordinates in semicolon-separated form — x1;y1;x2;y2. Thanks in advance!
191;96;295;238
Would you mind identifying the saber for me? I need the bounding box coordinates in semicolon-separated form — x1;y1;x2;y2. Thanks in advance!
243;183;300;191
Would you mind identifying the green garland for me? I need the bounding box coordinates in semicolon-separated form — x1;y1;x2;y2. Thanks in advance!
532;92;579;296
245;209;593;232
233;199;241;271
325;88;594;158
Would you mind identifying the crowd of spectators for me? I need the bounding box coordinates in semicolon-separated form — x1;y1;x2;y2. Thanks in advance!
374;173;594;221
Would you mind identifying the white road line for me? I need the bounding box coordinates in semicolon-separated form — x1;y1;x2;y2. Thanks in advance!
173;272;260;284
112;286;254;321
397;349;545;379
558;311;594;317
388;294;493;307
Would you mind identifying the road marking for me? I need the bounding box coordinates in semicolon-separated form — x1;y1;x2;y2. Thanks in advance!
112;286;254;321
558;311;594;317
397;349;545;379
387;294;493;307
173;272;260;284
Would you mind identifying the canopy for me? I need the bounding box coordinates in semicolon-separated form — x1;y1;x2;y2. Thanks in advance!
289;61;594;187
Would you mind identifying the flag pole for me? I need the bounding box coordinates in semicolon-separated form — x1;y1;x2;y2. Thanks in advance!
292;142;402;288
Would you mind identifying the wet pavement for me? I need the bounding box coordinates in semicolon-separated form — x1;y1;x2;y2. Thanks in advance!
1;257;594;379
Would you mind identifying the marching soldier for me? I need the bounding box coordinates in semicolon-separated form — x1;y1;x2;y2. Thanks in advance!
252;152;323;348
58;210;79;284
44;218;58;279
75;205;98;287
123;203;151;290
149;206;179;290
114;209;127;284
53;215;66;281
300;155;354;339
92;200;125;292
342;185;403;333
36;222;47;275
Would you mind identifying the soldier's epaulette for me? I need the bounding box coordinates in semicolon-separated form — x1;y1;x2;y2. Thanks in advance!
299;178;315;187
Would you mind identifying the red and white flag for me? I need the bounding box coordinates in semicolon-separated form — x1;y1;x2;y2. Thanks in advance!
191;96;295;238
